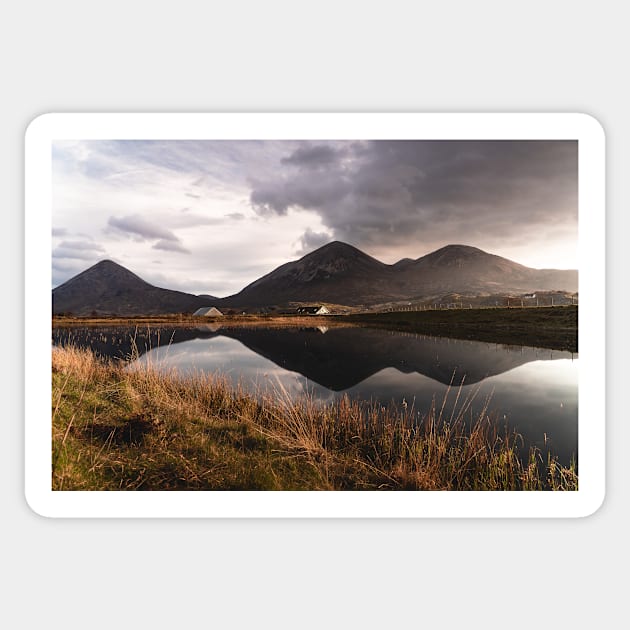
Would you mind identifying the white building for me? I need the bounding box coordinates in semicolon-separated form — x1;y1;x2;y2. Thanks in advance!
192;306;224;317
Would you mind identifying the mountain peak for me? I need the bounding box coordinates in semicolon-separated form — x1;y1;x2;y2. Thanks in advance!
70;259;150;286
227;240;388;305
430;244;485;256
53;259;211;316
412;243;536;281
306;240;365;257
417;244;491;265
300;240;387;269
92;259;126;269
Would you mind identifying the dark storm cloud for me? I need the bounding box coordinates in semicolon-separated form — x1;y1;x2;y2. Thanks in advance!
296;228;332;255
52;139;578;292
281;144;342;168
250;170;351;216
250;142;356;215
250;140;577;257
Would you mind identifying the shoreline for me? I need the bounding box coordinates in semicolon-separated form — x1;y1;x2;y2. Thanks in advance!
52;305;578;353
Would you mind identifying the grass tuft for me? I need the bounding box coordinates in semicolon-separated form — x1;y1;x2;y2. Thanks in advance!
52;345;577;491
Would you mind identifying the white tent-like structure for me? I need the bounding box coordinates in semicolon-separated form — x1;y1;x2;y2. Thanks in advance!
192;306;224;317
296;305;330;315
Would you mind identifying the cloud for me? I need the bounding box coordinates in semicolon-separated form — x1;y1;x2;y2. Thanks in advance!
296;228;333;255
281;144;342;168
152;239;191;254
169;213;229;229
52;139;578;292
250;170;351;216
107;214;198;255
249;140;578;260
108;214;179;242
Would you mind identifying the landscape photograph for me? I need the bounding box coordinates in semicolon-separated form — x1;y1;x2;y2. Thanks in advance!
51;138;579;491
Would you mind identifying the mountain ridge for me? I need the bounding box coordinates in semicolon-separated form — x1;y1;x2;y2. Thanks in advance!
52;242;578;315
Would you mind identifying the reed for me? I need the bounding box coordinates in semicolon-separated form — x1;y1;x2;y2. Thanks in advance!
51;345;577;491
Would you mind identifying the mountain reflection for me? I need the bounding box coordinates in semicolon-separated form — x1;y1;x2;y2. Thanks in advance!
52;325;575;390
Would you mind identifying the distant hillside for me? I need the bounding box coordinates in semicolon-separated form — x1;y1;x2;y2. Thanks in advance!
222;242;577;308
397;244;577;298
52;243;578;315
52;260;220;316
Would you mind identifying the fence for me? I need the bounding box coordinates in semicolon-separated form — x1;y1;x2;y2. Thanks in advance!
368;295;578;314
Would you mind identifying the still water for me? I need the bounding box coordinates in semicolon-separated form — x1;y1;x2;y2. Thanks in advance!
53;325;578;466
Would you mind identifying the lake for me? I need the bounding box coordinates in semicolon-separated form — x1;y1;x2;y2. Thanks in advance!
52;324;578;466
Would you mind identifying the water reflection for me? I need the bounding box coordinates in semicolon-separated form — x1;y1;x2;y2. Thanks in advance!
53;325;578;465
53;325;574;388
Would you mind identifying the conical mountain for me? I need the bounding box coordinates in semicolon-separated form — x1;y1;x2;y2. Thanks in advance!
224;241;394;307
53;260;219;316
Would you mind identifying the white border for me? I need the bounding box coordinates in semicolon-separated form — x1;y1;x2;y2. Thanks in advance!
25;113;605;518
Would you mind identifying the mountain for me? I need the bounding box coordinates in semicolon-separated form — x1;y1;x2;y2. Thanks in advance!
223;242;577;308
397;244;577;298
52;260;220;316
52;243;578;315
223;241;396;307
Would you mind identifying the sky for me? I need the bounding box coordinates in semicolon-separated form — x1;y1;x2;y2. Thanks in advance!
52;139;578;296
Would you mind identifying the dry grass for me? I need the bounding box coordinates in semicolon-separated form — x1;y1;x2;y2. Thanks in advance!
52;314;341;329
52;345;578;491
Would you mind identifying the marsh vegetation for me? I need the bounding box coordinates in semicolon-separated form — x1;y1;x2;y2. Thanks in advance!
52;344;577;491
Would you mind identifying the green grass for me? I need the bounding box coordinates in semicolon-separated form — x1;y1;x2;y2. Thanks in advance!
345;305;578;352
52;345;578;491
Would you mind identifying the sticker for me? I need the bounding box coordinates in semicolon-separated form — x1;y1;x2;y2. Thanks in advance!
26;113;605;517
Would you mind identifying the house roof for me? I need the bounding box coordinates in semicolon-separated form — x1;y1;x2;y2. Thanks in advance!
193;306;223;316
297;305;329;314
